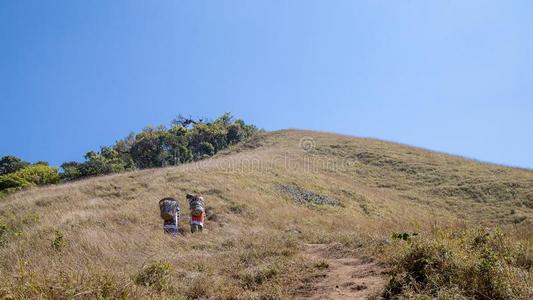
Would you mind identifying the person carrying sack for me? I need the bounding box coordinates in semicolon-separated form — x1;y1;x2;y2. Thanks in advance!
159;197;180;236
186;193;205;233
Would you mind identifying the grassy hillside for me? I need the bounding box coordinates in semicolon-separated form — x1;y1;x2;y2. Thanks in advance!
1;130;531;299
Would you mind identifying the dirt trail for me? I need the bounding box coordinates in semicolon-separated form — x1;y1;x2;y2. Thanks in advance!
297;243;387;300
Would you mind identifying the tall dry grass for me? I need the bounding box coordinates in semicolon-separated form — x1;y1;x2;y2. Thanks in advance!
0;130;531;299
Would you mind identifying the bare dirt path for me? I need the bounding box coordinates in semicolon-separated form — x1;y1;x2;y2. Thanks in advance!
296;243;387;300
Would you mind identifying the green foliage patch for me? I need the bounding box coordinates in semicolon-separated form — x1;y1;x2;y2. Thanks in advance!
0;164;60;194
61;113;258;181
0;156;29;175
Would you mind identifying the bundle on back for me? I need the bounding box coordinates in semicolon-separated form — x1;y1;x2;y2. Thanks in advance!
189;196;205;216
159;197;179;220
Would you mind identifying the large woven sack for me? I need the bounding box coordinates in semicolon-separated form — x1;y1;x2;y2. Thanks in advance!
159;198;178;221
189;197;205;217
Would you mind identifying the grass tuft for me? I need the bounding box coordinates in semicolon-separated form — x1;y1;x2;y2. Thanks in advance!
134;261;173;292
383;227;533;299
51;230;65;251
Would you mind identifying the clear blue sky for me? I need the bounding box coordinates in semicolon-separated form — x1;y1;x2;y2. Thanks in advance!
1;1;532;168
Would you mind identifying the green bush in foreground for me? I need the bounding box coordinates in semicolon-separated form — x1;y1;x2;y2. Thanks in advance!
384;227;532;299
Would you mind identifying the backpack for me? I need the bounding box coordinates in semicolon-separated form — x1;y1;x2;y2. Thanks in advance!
159;197;179;221
189;196;205;217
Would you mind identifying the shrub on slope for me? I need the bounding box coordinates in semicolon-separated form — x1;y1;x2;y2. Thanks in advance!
383;228;532;299
0;164;60;195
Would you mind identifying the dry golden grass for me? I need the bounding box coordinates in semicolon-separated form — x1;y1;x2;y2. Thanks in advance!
0;130;531;299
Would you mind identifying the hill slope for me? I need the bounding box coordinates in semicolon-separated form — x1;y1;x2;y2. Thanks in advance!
1;130;532;299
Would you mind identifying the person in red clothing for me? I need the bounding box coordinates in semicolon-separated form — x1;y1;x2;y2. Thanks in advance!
190;210;205;233
187;193;205;233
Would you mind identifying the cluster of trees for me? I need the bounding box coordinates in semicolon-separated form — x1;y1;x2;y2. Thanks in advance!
0;157;60;195
60;113;258;180
0;114;258;196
